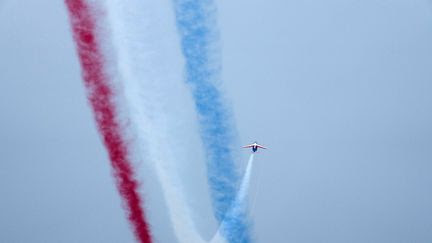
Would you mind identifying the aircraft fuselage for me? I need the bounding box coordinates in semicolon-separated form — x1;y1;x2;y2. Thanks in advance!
252;145;258;152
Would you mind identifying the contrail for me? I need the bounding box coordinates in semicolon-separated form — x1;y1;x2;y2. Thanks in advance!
236;154;254;207
226;153;254;242
172;1;251;241
64;1;152;242
211;154;254;243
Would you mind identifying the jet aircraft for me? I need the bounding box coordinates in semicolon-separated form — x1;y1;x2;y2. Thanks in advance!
242;142;267;152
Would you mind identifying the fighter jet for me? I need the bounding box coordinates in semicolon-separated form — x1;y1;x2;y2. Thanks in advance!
242;141;267;152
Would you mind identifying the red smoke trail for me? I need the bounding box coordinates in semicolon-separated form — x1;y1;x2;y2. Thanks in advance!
65;1;152;242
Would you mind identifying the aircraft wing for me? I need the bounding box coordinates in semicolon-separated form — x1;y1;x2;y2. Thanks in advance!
256;144;267;149
242;144;254;148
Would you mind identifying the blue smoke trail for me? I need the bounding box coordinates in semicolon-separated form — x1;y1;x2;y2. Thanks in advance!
172;0;251;242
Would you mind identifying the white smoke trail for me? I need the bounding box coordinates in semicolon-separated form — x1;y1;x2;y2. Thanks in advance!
237;154;254;205
95;0;217;242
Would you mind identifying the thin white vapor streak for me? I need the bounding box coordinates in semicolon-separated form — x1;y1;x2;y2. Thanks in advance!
210;154;254;243
238;154;254;203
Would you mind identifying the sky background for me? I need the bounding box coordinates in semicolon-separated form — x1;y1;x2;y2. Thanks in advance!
1;0;432;242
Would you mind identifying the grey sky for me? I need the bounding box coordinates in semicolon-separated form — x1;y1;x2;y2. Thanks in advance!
1;0;432;242
218;0;432;242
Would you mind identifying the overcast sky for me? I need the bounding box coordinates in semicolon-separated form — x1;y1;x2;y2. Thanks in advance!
1;0;432;242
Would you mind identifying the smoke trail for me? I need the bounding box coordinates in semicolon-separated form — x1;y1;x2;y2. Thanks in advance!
100;0;215;241
172;1;250;241
64;1;152;242
222;153;254;242
236;154;254;207
67;0;243;241
211;154;254;243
